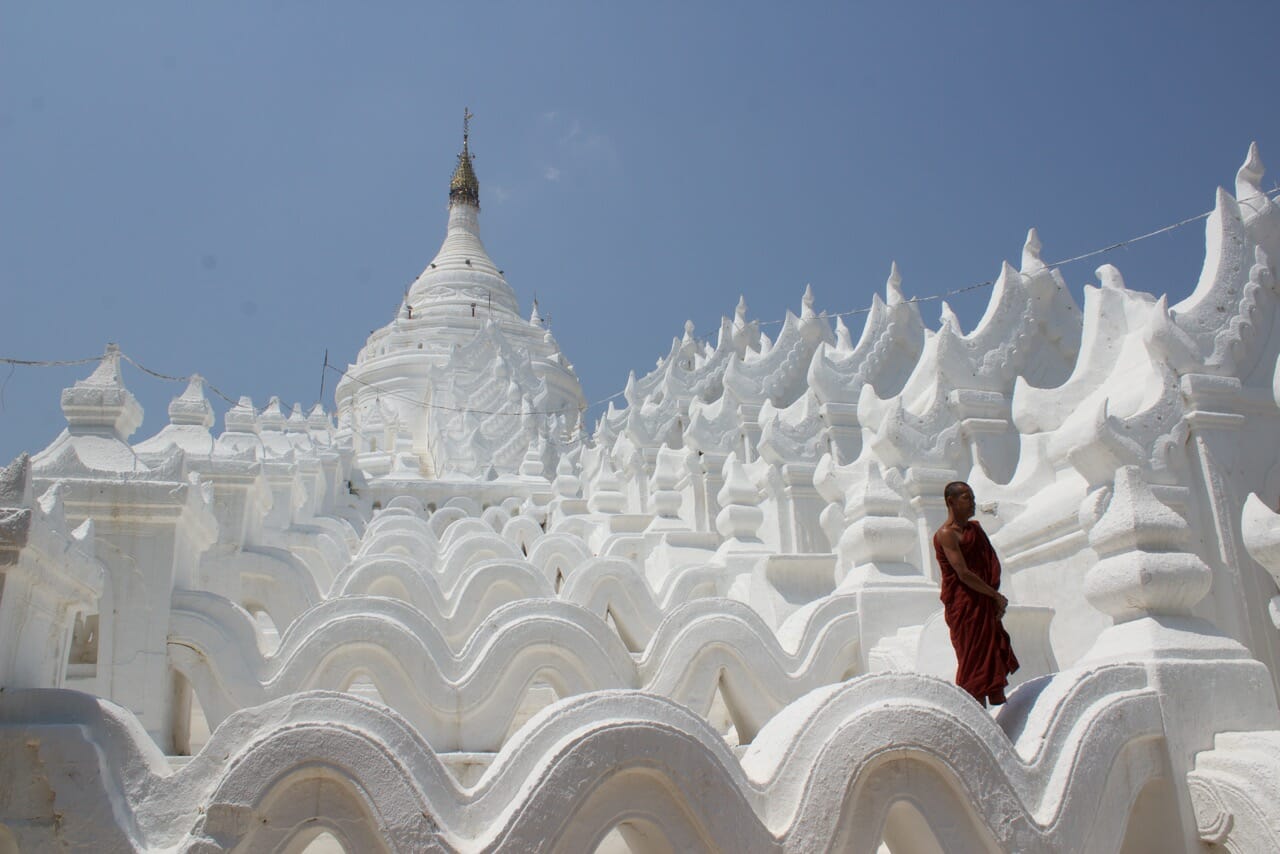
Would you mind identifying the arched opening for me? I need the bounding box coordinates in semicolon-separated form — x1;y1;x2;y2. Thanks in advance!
605;605;643;653
170;670;212;756
366;576;412;601
249;606;282;656
67;611;99;679
297;830;348;853
503;671;564;745
592;821;676;854
706;670;748;747
343;671;387;707
229;771;392;854
879;800;946;854
1118;777;1185;854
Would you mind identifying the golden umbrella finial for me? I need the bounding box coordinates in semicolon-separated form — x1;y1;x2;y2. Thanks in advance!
450;108;480;208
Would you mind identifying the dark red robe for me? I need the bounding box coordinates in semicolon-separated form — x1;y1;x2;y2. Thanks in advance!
933;520;1019;702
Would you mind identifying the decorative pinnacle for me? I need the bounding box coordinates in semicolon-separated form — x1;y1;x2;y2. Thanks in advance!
450;107;480;208
886;262;903;304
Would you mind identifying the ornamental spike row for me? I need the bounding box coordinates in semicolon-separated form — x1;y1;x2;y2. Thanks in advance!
6;142;1280;852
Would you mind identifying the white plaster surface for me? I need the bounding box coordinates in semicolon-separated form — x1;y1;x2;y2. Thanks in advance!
3;143;1280;851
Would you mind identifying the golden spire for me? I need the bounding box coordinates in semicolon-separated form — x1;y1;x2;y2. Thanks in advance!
449;107;480;208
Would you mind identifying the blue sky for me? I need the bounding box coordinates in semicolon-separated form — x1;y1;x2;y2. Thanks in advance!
3;2;1278;462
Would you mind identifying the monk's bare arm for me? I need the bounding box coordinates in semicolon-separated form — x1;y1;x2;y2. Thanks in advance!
937;527;1008;616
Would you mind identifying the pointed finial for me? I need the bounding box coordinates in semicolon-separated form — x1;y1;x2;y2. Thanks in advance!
735;295;748;324
834;315;853;351
82;342;126;388
1237;141;1266;208
168;374;214;427
939;301;961;333
450;108;480;208
886;262;904;304
1096;264;1127;291
225;396;258;434
683;319;696;342
1021;227;1046;273
801;284;817;319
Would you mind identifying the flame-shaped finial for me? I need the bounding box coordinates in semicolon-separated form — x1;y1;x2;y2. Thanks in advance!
801;283;817;319
1021;227;1046;273
1096;264;1127;291
1237;141;1265;202
886;261;903;304
834;316;853;351
939;301;962;334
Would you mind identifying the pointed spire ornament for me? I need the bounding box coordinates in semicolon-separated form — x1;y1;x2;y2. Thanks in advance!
307;404;333;435
1021;227;1046;273
286;403;309;433
1096;264;1127;291
886;261;904;305
259;396;287;432
225;396;258;434
834;316;854;352
449;107;480;208
939;301;962;333
168;375;214;428
1236;141;1265;202
60;343;144;439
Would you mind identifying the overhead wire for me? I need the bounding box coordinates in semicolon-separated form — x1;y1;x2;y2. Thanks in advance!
118;352;241;406
733;184;1280;331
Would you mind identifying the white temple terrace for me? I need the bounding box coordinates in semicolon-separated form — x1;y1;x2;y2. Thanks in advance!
3;121;1280;852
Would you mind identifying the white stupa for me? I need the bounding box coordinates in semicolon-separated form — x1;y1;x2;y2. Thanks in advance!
336;110;585;483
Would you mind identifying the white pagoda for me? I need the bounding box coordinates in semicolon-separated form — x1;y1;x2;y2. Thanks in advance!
337;110;584;486
3;122;1280;852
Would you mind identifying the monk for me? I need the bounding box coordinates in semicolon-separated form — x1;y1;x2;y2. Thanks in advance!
932;481;1019;706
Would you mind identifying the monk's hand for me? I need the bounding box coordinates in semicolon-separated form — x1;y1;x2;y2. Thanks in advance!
994;592;1008;618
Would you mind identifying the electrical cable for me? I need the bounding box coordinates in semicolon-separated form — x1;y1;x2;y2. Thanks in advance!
733;184;1280;331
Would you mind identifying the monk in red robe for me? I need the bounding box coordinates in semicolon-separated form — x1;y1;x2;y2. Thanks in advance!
933;481;1019;706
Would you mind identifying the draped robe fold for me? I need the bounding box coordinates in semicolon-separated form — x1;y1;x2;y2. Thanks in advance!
932;520;1019;702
